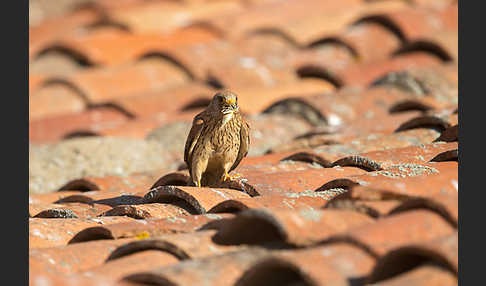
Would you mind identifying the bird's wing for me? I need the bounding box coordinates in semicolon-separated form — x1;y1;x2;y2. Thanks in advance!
184;112;205;173
230;117;250;172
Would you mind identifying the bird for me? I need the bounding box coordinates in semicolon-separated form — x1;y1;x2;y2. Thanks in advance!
184;90;250;187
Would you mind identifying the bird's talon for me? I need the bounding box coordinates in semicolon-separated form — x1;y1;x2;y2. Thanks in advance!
223;172;241;182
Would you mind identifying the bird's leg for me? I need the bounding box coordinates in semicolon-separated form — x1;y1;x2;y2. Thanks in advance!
223;171;241;182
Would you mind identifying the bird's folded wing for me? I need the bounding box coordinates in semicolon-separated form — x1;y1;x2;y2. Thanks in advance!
230;119;250;172
184;113;205;172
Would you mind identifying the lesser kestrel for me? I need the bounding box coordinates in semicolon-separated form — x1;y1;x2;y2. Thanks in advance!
184;90;250;187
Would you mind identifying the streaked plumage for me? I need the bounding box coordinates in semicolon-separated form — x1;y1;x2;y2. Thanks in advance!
184;90;250;187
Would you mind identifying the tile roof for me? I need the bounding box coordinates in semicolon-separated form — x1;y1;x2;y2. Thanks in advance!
29;0;458;285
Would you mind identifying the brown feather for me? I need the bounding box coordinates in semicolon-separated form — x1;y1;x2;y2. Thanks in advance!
230;115;250;173
184;112;205;177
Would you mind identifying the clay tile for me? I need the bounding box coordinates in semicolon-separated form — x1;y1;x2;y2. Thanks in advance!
107;1;243;34
339;20;402;63
29;105;131;144
33;202;112;219
59;172;160;193
107;230;241;263
92;110;197;139
367;232;458;284
29;191;83;205
30;238;133;275
30;271;119;286
30;9;100;59
112;82;215;117
29;83;86;121
319;161;458;198
150;170;191;189
233;79;335;115
367;5;457;42
263;86;421;134
234;250;348;286
389;97;454;114
64;59;191;104
369;263;457;286
30;216;135;248
69;213;234;243
37;26;219;67
208;192;331;214
209;208;374;246
29;74;47;94
325;199;404;219
332;142;458;170
435;125;458;143
30;48;89;76
371;64;458;105
220;164;367;196
321;210;456;257
101;203;191;219
122;248;269;286
430;149;458;162
245;113;314;156
80;250;180;282
55;190;146;207
339;53;443;86
389;192;458;227
395;115;452;133
143;186;251;214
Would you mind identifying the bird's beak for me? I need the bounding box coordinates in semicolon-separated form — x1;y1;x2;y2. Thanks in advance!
222;97;238;113
223;97;236;106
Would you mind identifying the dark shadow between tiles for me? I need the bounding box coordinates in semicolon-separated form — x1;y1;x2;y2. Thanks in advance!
234;258;314;286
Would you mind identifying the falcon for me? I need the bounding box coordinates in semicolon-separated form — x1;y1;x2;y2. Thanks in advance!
184;90;250;187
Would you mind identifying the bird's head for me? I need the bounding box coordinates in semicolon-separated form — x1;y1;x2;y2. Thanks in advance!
209;90;239;115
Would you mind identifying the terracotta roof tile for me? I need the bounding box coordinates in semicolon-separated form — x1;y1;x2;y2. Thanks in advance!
30;238;134;275
208;192;330;214
29;106;132;143
112;83;216;117
101;203;191;219
32;26;220;66
69;213;234;243
106;1;243;34
107;230;242;262
30;9;101;59
56;58;191;104
233;249;349;286
368;231;457;284
321;209;455;257
29;83;87;121
81;249;180;282
372;264;457;286
319;161;458;197
123;248;270;286
143;186;251;214
331;142;458;170
210;208;374;246
30;190;83;205
29;0;458;284
30;216;135;248
32;202;112;219
220;164;367;196
339;53;444;86
53;189;146;207
339;21;403;63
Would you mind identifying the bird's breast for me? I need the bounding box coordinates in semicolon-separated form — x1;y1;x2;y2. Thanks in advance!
206;114;241;152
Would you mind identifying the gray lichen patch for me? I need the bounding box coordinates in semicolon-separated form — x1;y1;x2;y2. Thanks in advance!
298;208;323;222
373;163;439;178
284;189;333;199
29;137;181;194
